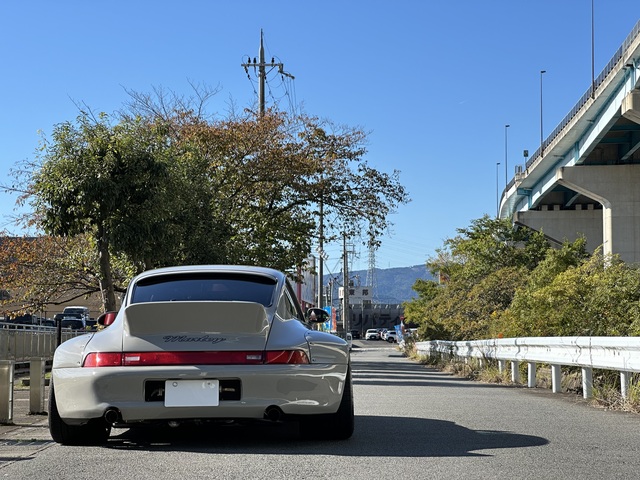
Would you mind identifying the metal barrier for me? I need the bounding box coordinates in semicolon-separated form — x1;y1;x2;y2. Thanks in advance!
0;326;86;423
0;324;82;362
0;360;14;423
415;337;640;400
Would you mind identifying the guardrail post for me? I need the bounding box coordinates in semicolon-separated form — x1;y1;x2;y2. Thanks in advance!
498;359;506;374
620;371;631;399
581;367;593;399
551;365;562;393
511;361;521;384
0;360;14;424
29;357;46;414
527;362;537;388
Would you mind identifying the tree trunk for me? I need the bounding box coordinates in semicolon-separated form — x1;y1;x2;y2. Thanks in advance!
97;224;117;312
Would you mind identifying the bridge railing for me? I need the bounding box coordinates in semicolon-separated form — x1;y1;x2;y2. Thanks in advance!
507;19;640;193
415;337;640;400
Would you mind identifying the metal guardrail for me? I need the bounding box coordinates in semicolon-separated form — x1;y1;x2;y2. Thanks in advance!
0;323;84;362
416;337;640;400
0;325;88;423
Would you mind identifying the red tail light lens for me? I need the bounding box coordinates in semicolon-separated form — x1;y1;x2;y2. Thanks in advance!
83;350;310;367
265;350;310;364
83;352;123;367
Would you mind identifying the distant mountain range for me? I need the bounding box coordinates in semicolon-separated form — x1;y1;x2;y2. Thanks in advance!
324;264;433;304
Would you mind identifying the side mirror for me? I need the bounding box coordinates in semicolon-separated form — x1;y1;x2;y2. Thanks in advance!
97;311;117;328
306;308;329;323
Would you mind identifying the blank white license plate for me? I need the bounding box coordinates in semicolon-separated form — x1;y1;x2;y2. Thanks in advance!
164;380;219;407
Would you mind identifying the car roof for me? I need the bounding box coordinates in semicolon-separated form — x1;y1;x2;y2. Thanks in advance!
133;265;286;282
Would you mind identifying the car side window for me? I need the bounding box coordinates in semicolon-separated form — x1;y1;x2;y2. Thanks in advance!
278;283;305;323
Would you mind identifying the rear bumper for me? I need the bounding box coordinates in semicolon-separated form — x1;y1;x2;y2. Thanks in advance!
53;363;348;424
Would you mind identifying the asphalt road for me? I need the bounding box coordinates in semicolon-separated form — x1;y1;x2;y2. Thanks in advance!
2;342;640;479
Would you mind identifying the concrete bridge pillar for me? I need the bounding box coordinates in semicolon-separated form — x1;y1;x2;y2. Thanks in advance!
556;164;640;263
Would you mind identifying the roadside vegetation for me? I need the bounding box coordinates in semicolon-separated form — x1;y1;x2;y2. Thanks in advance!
402;215;640;410
404;215;640;339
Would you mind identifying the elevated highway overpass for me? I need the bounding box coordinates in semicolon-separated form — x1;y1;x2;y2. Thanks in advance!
500;19;640;263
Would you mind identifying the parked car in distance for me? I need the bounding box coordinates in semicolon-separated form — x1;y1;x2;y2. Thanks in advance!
350;330;361;340
365;329;380;340
380;327;397;341
60;317;86;330
385;330;397;343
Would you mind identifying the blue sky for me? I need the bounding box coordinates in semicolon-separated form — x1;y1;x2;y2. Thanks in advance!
1;1;639;275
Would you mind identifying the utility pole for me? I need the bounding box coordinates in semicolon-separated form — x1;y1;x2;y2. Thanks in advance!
318;200;324;308
342;233;350;334
241;29;294;115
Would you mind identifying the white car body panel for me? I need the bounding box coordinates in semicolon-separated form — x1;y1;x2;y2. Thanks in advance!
51;265;350;429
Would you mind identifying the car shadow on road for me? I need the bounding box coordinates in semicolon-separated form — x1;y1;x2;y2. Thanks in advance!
104;414;547;457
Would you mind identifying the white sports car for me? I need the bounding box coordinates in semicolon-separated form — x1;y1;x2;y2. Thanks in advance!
49;265;353;444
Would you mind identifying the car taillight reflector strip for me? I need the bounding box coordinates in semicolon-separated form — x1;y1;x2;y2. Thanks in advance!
83;350;309;367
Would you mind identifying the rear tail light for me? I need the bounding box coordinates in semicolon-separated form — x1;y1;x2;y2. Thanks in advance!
264;350;309;364
83;350;310;367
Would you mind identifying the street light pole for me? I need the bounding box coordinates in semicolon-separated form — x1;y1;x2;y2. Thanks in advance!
504;124;510;191
540;70;546;156
496;162;501;217
591;0;595;98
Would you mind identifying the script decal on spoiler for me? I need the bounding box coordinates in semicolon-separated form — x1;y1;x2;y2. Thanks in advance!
163;335;226;344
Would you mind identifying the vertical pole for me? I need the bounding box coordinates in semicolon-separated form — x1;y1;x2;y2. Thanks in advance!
621;371;631;399
0;360;14;424
511;361;521;384
342;233;349;334
498;359;506;374
496;162;500;217
527;362;537;388
259;29;266;115
504;124;510;191
591;0;595;99
318;200;324;309
582;367;593;399
551;364;561;393
241;30;293;115
540;70;546;156
29;358;46;414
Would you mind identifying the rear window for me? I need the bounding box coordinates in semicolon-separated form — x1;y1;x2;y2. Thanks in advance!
131;272;277;307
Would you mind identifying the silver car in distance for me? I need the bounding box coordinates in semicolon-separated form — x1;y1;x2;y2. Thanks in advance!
49;265;353;444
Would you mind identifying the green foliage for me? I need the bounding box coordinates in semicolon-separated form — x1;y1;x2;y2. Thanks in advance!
506;251;640;337
407;213;640;341
6;88;409;312
493;238;590;337
408;215;549;340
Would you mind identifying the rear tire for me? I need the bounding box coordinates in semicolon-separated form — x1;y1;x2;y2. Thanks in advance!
49;382;111;445
300;367;354;440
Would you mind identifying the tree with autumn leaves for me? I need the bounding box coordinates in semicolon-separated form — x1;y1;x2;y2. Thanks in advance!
1;93;408;315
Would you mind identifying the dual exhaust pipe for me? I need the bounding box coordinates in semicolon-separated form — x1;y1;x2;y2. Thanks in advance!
103;405;284;425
